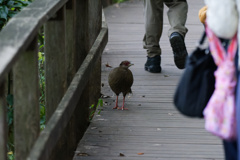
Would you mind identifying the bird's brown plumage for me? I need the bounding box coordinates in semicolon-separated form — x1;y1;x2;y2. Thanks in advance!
108;61;134;110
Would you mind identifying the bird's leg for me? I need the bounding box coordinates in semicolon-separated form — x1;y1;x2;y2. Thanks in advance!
118;96;128;110
113;95;119;109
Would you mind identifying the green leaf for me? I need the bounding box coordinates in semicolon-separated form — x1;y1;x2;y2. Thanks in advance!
7;94;13;106
3;5;8;14
7;12;16;18
89;104;94;109
11;3;23;10
7;106;14;126
19;0;30;6
0;20;4;25
0;6;8;20
0;0;3;4
40;115;45;124
99;99;103;107
7;1;15;7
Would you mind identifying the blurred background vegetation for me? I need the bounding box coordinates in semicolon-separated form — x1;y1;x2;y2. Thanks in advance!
102;0;128;7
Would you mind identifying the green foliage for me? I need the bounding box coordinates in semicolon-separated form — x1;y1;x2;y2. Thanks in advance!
38;51;46;130
7;151;14;160
89;99;103;121
113;0;128;3
6;92;14;155
0;0;32;30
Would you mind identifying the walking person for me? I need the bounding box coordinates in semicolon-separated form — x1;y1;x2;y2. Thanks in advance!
143;0;189;73
203;0;239;159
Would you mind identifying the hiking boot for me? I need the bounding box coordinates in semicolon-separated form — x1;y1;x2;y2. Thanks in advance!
144;55;162;73
169;32;188;69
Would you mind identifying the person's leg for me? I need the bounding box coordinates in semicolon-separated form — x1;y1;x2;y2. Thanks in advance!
165;0;188;37
165;0;188;69
223;140;237;160
143;0;163;73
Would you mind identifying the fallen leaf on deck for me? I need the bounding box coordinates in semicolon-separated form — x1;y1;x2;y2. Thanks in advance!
77;153;89;156
101;95;110;98
105;63;112;68
164;75;169;77
138;104;141;106
142;95;145;98
138;153;144;155
119;153;125;156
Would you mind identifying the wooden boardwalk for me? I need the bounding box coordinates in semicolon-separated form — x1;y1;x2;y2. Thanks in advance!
73;0;224;159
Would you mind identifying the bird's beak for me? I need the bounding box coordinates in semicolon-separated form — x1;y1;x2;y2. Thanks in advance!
129;63;134;67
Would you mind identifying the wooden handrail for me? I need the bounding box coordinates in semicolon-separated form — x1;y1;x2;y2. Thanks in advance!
28;21;108;160
0;0;108;159
0;0;68;84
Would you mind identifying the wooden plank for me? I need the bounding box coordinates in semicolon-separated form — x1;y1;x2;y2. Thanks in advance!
74;1;224;160
44;6;67;122
27;20;108;160
88;0;102;108
75;0;89;64
13;37;40;160
0;82;7;160
66;0;77;86
62;1;80;159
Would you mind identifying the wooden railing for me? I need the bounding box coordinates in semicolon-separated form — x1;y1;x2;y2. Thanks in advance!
0;0;108;159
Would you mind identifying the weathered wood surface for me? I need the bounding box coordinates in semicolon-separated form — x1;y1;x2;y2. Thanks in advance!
0;83;6;160
45;6;67;122
74;0;224;159
0;0;107;159
0;0;69;84
27;12;108;160
13;37;40;160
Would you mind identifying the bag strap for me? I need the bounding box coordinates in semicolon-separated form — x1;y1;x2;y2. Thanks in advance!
206;24;237;66
196;30;206;49
199;31;206;45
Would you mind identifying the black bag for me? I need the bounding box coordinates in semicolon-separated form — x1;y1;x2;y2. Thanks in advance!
173;32;217;118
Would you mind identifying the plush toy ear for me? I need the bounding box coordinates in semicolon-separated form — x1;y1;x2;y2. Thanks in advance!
198;6;207;24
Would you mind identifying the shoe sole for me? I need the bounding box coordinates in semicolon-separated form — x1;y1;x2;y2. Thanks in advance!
144;66;162;73
170;36;188;69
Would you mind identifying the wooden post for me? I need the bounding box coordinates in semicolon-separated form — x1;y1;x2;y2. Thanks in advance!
0;82;7;160
66;0;77;86
44;6;67;122
74;0;90;138
101;0;113;7
65;0;79;156
13;36;40;160
88;0;102;107
49;1;78;159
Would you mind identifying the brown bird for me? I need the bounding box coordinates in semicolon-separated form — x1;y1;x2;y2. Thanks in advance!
108;60;134;110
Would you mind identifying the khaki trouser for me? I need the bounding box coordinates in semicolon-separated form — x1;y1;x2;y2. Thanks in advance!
143;0;188;57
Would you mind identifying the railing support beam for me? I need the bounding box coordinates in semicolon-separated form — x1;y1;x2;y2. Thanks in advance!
13;37;40;160
45;6;67;122
0;82;7;160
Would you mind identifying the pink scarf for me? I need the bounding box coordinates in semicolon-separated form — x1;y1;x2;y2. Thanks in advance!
203;25;238;140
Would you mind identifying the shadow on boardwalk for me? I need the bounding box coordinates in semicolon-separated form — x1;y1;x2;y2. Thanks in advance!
73;0;224;159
